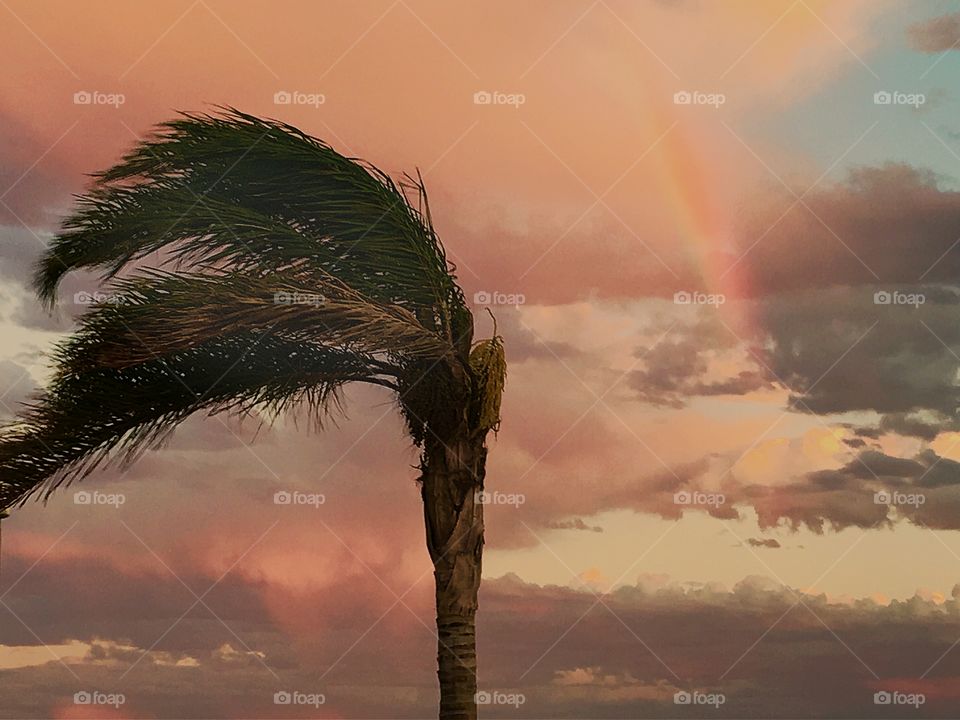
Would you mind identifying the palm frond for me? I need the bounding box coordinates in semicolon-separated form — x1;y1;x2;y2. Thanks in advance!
35;108;471;344
0;109;503;511
71;270;456;368
0;333;386;508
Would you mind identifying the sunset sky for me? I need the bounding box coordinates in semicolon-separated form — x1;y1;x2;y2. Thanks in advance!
5;1;960;717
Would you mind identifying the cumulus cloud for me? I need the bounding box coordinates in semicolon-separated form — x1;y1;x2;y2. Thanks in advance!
6;571;960;718
757;286;960;429
0;4;955;717
747;448;960;532
629;310;772;407
736;165;960;295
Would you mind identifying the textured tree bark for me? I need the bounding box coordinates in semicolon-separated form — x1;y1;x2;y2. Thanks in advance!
421;433;486;720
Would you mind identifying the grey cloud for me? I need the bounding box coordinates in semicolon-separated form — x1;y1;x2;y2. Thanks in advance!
545;518;603;533
908;12;960;53
629;312;772;408
760;286;960;425
737;165;960;294
8;570;960;718
0;359;36;419
747;448;960;532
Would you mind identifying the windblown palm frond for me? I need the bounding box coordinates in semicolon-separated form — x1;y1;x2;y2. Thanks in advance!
75;270;456;367
0;334;380;506
36;108;472;347
0;109;496;510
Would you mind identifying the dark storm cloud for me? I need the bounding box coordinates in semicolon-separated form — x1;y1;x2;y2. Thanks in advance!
460;163;960;308
758;286;960;428
629;161;960;412
750;481;889;534
629;312;772;408
0;225;86;332
747;448;960;532
908;12;960;53
626;288;960;429
736;165;960;294
8;571;960;718
878;413;952;441
625;164;960;429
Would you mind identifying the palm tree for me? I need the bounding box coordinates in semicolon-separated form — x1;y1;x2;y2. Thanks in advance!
0;109;505;720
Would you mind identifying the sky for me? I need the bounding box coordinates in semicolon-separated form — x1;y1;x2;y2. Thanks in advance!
5;0;960;717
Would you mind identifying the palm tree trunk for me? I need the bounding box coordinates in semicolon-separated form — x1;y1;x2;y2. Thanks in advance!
421;435;486;720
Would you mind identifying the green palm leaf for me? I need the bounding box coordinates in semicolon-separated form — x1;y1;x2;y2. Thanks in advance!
0;109;504;719
0;333;383;506
36;108;471;344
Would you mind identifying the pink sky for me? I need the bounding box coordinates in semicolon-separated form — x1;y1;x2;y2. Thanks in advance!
6;1;960;717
